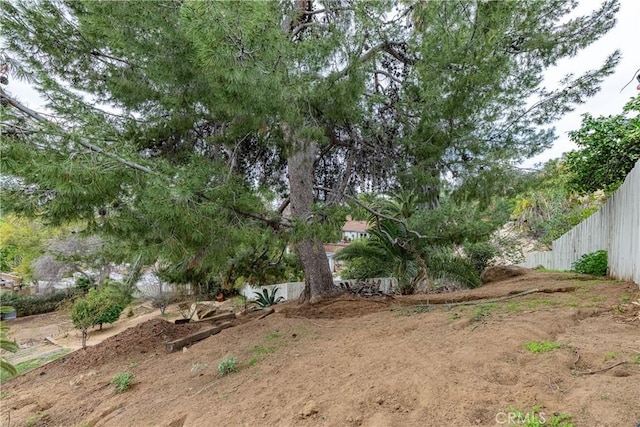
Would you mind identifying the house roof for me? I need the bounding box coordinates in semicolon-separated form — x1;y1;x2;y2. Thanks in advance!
342;219;369;233
323;243;349;254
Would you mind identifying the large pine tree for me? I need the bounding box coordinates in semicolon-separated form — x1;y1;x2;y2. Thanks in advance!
0;0;620;303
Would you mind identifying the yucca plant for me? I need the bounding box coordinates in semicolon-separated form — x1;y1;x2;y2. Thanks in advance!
253;287;285;308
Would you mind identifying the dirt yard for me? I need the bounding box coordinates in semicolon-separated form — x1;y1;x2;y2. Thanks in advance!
1;270;639;427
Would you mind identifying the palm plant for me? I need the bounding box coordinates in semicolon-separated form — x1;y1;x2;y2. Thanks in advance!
1;306;18;377
337;191;484;293
337;196;424;294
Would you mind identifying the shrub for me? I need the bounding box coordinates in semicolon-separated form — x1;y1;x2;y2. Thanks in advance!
218;356;237;375
75;276;92;293
463;241;498;274
0;289;81;317
110;372;134;393
571;250;607;276
150;292;178;315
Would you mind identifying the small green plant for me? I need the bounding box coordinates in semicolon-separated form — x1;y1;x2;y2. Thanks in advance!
604;351;617;361
506;405;573;427
620;295;631;302
218;356;237;375
571;250;607;276
252;345;275;356
632;355;640;364
248;357;259;367
110;372;134;393
471;303;496;321
265;332;282;340
524;340;562;353
404;304;432;316
253;287;285;308
26;411;50;427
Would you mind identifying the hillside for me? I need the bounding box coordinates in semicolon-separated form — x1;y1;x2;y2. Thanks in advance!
1;271;639;427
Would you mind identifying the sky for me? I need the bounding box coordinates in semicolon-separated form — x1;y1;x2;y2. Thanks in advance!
522;0;640;167
3;0;639;169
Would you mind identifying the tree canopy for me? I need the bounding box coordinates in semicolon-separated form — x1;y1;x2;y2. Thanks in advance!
565;94;640;194
0;0;621;302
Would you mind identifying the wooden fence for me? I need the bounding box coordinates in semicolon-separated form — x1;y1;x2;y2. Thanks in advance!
519;160;640;286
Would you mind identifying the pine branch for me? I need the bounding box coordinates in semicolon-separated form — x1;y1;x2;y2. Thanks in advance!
313;185;440;241
1;87;159;176
330;41;416;81
89;50;135;67
277;198;290;215
227;205;292;230
381;41;417;66
373;69;403;84
302;6;353;16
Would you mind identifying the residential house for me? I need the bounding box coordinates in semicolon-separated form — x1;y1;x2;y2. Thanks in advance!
342;215;370;241
323;216;370;273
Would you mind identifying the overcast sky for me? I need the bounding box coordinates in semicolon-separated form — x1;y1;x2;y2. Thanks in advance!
523;0;640;166
4;0;638;169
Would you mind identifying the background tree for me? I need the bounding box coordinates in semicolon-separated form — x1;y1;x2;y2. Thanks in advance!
0;0;620;303
565;95;640;194
71;284;127;349
510;159;605;248
0;215;59;280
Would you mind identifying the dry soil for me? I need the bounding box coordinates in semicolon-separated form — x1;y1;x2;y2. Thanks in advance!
1;271;639;427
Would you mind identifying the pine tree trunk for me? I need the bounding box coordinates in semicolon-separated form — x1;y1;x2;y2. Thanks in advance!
288;139;338;304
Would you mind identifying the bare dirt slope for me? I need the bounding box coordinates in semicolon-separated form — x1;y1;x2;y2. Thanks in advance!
1;271;639;427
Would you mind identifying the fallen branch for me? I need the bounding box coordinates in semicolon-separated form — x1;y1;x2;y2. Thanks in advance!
442;289;540;309
257;308;275;320
574;361;631;376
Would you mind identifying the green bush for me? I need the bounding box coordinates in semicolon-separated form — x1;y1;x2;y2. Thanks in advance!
218;356;237;375
0;289;81;317
72;287;125;330
75;276;92;293
110;372;134;393
463;241;498;274
571;250;607;276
